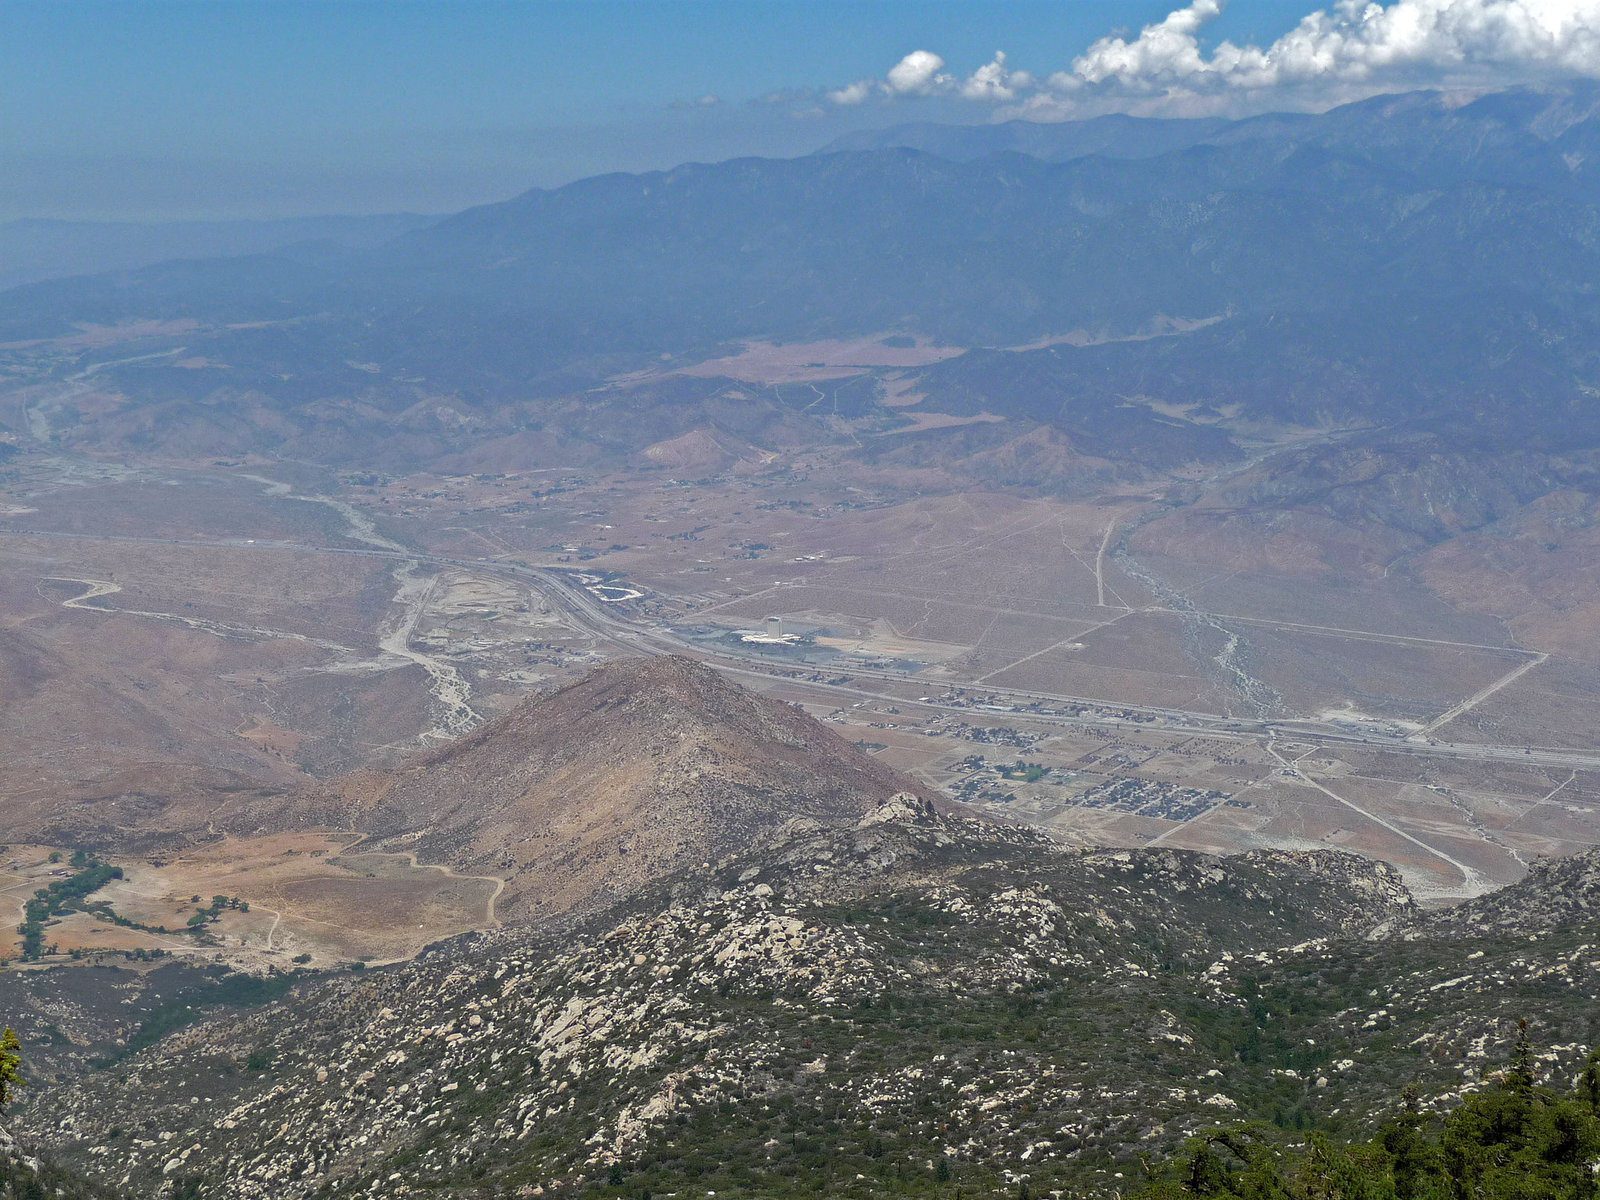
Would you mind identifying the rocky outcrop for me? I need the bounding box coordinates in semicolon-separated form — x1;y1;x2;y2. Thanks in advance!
0;1120;109;1199
859;791;941;827
1422;848;1600;936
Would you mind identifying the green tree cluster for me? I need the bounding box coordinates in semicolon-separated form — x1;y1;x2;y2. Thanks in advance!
1137;1025;1600;1199
17;859;123;959
183;894;246;928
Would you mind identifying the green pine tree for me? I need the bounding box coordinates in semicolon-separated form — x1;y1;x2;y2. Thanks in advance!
0;1026;23;1110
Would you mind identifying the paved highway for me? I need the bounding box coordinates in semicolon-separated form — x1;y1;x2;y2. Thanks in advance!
8;524;1599;774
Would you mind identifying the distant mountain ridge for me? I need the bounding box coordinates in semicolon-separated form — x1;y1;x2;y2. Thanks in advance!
820;84;1600;194
820;112;1245;163
2;85;1599;467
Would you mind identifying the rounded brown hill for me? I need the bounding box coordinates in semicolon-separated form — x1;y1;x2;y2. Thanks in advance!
337;656;929;920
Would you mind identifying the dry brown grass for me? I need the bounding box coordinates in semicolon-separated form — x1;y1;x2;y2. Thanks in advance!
0;834;499;971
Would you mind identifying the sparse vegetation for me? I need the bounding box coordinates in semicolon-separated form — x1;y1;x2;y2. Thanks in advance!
13;800;1599;1200
0;1028;119;1199
91;969;302;1069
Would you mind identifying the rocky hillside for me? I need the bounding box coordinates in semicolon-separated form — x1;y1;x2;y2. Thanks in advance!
1421;848;1600;935
0;1121;114;1200
14;790;1600;1200
320;657;930;919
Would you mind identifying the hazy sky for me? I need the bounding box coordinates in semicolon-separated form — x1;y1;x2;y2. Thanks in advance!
8;0;1600;222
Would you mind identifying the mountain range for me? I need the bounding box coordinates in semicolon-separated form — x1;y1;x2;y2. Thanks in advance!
5;85;1600;471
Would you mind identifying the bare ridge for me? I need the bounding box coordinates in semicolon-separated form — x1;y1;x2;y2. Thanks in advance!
332;656;932;920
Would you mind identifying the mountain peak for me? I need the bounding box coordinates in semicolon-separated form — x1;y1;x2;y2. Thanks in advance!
352;656;928;919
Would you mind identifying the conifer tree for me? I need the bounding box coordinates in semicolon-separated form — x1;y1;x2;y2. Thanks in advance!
0;1026;22;1109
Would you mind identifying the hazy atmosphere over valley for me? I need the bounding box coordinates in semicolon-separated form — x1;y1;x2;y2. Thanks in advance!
6;3;1600;1198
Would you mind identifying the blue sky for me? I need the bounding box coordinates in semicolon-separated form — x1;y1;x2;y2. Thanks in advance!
6;0;1599;222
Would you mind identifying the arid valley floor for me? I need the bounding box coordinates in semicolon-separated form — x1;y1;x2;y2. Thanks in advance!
5;331;1600;981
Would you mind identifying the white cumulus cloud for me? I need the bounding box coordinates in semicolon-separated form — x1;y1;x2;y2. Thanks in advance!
823;0;1600;118
825;80;876;105
961;52;1036;100
1074;0;1225;85
826;50;953;104
1073;0;1600;93
825;48;1033;105
886;50;951;94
